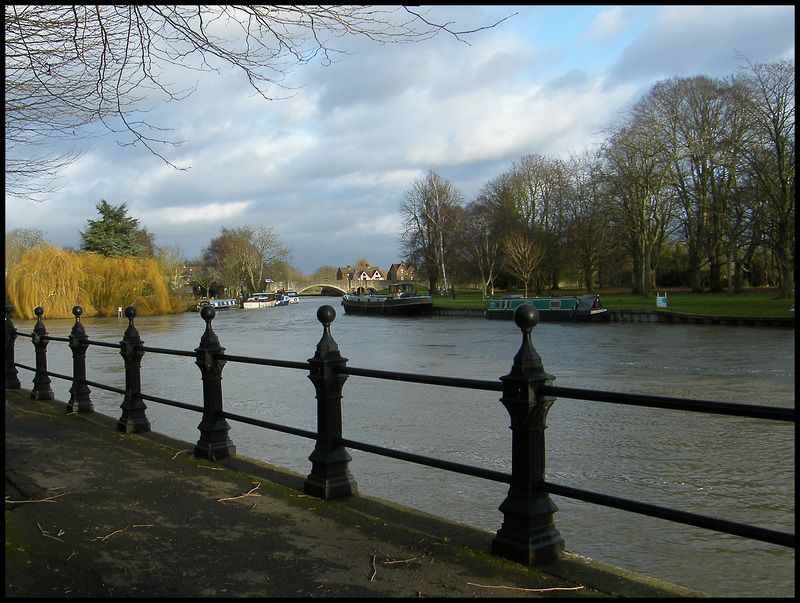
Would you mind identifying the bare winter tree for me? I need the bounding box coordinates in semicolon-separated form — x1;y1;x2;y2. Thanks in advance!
502;232;546;297
399;170;465;294
5;5;509;199
600;110;676;297
5;227;47;278
565;150;609;293
154;243;187;292
458;200;504;298
737;57;795;298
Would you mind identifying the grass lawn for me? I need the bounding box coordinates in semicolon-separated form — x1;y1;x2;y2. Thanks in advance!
427;288;795;317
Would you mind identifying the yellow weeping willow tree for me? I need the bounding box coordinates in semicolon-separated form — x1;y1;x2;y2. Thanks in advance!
6;244;185;319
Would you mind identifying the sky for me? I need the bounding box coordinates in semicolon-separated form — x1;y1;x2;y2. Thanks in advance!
5;5;795;275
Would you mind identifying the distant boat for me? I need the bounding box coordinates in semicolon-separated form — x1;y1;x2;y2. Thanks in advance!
342;283;433;316
242;293;277;309
485;294;608;321
277;289;300;304
197;298;240;311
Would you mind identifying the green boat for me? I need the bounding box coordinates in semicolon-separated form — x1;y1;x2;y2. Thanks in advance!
485;294;608;321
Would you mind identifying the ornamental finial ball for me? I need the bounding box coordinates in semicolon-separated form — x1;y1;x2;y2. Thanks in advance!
34;307;44;317
514;303;539;332
125;306;137;320
200;304;216;321
317;304;336;326
72;306;83;318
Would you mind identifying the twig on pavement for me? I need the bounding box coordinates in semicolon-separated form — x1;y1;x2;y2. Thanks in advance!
217;483;261;503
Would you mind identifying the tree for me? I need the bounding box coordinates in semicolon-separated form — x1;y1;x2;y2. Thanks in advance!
737;58;795;298
726;170;767;292
221;224;293;293
310;265;337;282
645;75;748;292
480;171;527;235
154;243;187;292
5;227;46;278
564;150;609;292
399;170;464;294
135;227;157;258
201;224;291;296
80;200;150;257
187;263;215;299
6;5;506;199
202;229;246;298
601;112;676;297
507;154;571;290
6;244;183;319
458;200;504;298
502;232;545;297
249;224;292;290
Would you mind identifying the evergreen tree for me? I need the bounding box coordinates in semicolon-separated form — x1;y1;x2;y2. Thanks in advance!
80;200;148;257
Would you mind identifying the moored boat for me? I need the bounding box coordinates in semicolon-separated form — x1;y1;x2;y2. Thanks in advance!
197;298;240;311
242;293;277;309
278;289;300;304
485;293;608;321
342;283;433;316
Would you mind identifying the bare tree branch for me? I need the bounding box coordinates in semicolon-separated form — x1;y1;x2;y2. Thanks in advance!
5;5;507;199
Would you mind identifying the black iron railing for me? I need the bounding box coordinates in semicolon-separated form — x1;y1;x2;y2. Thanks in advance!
5;303;795;566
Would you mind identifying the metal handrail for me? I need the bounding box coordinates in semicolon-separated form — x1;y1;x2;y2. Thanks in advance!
542;385;795;421
5;303;794;561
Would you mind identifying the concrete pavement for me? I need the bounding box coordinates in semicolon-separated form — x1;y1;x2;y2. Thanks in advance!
5;388;704;598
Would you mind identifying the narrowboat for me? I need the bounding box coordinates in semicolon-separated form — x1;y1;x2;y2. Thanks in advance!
342;283;433;316
485;294;608;321
196;298;240;311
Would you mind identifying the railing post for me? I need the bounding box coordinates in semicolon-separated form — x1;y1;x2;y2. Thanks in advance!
492;304;565;565
304;305;358;499
30;307;54;401
5;305;21;389
117;306;150;433
193;305;236;460
67;305;93;413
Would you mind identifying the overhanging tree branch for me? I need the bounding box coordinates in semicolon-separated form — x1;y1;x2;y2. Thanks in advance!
5;5;508;199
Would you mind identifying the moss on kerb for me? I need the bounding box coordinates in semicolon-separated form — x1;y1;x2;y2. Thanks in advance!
456;545;560;578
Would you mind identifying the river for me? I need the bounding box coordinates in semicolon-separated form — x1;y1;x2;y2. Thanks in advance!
9;296;795;597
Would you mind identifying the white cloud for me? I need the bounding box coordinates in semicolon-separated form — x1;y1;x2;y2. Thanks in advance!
138;201;251;225
584;7;635;41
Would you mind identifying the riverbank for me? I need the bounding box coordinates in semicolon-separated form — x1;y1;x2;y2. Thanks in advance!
5;389;704;598
425;287;795;319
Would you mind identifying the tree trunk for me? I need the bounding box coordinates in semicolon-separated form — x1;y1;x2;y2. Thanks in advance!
726;243;735;296
688;244;704;292
583;267;595;293
776;242;794;299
